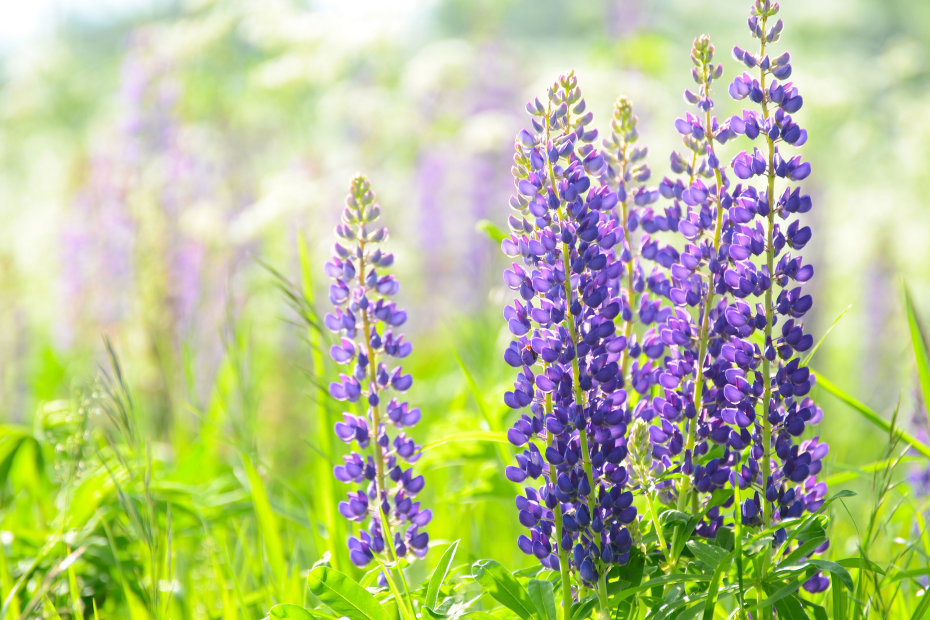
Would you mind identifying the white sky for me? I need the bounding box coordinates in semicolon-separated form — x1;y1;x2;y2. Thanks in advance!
0;0;167;52
0;0;429;53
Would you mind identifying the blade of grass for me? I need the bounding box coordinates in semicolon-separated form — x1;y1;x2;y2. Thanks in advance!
0;533;20;618
298;232;346;572
802;305;851;367
451;350;512;468
904;286;930;429
242;453;289;602
67;545;82;618
426;540;460;609
814;373;930;458
420;430;511;453
823;456;922;486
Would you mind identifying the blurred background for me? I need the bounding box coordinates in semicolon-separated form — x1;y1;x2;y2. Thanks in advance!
2;0;930;615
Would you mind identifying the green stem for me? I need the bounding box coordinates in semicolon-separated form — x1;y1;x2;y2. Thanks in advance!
758;13;776;531
597;570;610;617
358;239;414;619
733;485;748;620
615;156;637;381
644;490;670;568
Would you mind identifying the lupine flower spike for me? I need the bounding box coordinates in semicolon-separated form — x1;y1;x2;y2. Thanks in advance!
503;72;636;608
637;34;739;553
325;176;430;572
726;0;828;592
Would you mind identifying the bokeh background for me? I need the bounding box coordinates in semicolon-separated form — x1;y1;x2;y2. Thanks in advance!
2;0;929;615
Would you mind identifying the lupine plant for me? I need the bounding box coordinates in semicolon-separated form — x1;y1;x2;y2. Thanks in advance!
286;2;903;618
324;177;430;602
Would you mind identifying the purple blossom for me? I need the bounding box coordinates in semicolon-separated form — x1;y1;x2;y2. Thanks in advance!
325;177;430;569
723;2;828;557
619;7;829;582
502;73;636;591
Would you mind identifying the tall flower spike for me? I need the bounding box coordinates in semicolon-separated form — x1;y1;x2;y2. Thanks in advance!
325;176;430;570
503;72;635;603
724;0;828;593
635;35;741;548
601;97;661;379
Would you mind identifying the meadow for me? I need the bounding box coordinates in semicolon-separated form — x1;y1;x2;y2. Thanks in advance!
1;0;930;618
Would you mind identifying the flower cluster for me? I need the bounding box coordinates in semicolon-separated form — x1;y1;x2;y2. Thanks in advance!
501;0;829;599
324;176;430;568
502;73;637;586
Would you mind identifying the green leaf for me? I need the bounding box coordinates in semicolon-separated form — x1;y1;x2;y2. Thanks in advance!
910;586;930;620
771;593;809;620
610;550;645;618
425;598;457;618
814;373;930;458
307;566;388;620
608;573;710;603
685;540;728;569
472;559;535;619
451;351;512;468
242;454;289;597
805;559;854;591
780;538;828;567
475;219;507;244
527;579;556;620
570;595;598;620
742;577;806;614
799;599;829;620
701;551;732;620
658;510;693;525
832;582;847;620
905;286;930;429
426;540;459;609
802;305;851;366
269;604;323;619
836;555;885;575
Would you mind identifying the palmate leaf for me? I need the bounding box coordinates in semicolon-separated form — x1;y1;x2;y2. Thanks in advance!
685;540;728;569
307;566;388;620
471;559;535;619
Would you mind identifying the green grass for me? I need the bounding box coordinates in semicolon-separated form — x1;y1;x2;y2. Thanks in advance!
0;265;927;618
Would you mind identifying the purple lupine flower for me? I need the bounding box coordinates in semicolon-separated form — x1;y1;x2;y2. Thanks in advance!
601;97;660;338
723;0;828;592
503;73;636;589
600;98;691;515
627;35;741;544
325;176;430;569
